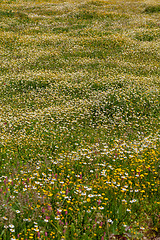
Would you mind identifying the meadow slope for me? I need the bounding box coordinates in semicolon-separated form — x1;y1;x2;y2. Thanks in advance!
0;0;160;239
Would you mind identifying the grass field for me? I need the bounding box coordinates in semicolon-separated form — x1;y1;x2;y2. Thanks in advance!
0;0;160;239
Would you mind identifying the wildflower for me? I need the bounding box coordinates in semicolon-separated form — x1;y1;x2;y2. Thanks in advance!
88;194;94;197
130;199;137;203
107;219;113;224
16;210;20;213
9;224;14;228
140;227;145;230
126;209;131;212
98;206;104;210
34;228;39;232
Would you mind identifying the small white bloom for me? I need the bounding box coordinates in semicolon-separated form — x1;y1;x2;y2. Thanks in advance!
9;224;14;228
88;194;94;198
107;219;113;224
98;206;104;210
91;206;96;210
140;227;145;230
34;228;39;232
16;210;20;213
2;217;8;220
81;192;86;196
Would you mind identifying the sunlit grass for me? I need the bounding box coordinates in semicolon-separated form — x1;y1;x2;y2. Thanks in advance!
0;0;159;239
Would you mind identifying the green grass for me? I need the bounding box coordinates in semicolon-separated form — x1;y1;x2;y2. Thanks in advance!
0;0;160;239
144;5;160;13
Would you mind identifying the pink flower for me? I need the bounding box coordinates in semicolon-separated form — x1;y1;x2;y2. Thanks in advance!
100;222;103;226
98;199;101;206
59;220;64;225
48;205;52;211
66;188;69;195
45;232;47;237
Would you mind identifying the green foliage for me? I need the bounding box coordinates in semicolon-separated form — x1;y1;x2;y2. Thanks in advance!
144;5;160;13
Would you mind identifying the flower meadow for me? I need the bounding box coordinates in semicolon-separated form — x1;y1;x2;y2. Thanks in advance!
0;0;160;239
